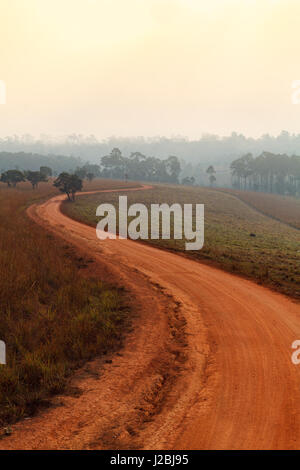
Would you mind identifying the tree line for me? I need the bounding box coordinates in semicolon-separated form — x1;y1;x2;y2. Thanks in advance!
0;167;83;202
1;149;300;198
0;149;182;184
0;167;52;189
4;131;300;166
0;151;83;174
99;148;181;183
230;152;300;195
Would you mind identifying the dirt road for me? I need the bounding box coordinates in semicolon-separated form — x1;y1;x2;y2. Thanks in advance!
1;186;300;450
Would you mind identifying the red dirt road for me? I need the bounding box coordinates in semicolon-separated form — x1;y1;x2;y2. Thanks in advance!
1;186;300;450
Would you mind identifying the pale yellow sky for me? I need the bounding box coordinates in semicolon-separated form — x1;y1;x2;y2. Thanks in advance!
0;0;300;139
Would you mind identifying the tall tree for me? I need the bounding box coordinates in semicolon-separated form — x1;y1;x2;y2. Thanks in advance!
53;173;83;201
40;166;53;178
206;165;216;186
25;171;48;189
0;170;25;187
230;153;300;195
166;156;181;183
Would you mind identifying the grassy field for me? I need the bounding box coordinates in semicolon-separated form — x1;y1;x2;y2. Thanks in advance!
62;183;300;300
219;188;300;230
0;180;132;426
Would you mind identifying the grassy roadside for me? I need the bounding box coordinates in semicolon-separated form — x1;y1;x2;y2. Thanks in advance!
0;181;131;426
218;188;300;230
62;183;300;300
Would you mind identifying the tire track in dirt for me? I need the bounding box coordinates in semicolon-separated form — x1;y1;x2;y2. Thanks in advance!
1;185;300;449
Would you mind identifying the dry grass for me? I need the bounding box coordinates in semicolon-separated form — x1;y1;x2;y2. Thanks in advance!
80;179;142;192
0;180;131;426
62;183;300;300
218;188;300;230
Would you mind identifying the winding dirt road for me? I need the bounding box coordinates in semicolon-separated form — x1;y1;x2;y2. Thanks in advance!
1;185;300;450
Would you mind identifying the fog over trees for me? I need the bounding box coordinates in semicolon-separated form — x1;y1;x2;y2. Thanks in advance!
0;133;299;195
231;153;300;195
2;132;300;165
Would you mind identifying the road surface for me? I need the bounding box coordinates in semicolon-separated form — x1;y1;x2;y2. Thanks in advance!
1;186;300;450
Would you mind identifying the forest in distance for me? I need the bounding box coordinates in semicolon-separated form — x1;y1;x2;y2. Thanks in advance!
2;132;300;164
0;148;300;197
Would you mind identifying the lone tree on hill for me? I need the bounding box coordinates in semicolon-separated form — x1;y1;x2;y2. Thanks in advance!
206;165;217;186
53;172;83;201
0;170;25;187
86;172;95;182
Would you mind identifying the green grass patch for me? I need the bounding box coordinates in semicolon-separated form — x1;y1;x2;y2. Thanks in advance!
62;184;300;300
218;188;300;230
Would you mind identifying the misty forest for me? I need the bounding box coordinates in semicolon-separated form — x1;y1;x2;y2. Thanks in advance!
0;134;300;196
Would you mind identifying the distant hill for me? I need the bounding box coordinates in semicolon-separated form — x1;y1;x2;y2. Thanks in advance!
1;131;300;166
0;151;84;174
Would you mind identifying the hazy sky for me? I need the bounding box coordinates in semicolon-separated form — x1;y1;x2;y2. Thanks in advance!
1;0;300;139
